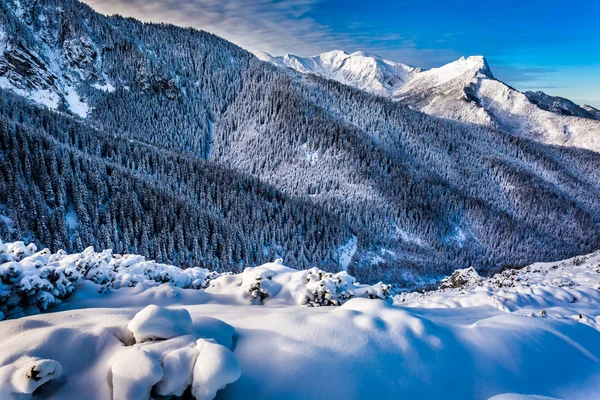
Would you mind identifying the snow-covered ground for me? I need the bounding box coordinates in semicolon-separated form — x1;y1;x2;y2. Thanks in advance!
1;241;600;399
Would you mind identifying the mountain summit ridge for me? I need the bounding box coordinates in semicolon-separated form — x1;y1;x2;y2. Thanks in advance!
255;49;422;98
258;50;600;152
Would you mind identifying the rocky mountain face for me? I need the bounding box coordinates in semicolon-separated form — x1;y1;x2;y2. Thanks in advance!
582;104;600;120
524;91;599;119
261;51;600;153
1;0;600;283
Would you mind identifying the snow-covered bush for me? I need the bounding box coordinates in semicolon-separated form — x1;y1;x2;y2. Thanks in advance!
301;268;357;306
0;240;221;320
361;282;393;302
112;254;219;290
0;240;395;319
240;267;278;304
1;243;82;317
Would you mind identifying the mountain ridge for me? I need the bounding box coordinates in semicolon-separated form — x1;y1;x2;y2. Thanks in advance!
259;50;600;152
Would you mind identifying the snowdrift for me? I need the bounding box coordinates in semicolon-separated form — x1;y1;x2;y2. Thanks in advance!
1;241;600;399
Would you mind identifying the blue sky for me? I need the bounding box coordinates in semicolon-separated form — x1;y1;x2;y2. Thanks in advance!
85;0;600;106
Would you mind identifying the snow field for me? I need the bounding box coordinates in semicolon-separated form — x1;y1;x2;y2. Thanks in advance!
0;304;240;399
1;242;600;398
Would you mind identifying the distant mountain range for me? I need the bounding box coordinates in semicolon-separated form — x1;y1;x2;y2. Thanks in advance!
1;0;600;283
257;50;600;152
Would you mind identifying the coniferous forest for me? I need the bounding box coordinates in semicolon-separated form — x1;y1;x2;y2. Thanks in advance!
1;0;600;282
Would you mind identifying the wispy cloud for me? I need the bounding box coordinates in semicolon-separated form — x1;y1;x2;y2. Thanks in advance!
82;0;459;65
83;0;346;56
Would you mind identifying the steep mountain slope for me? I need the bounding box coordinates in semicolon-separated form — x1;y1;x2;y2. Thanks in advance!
0;90;351;272
213;62;600;280
0;0;249;158
0;0;599;282
262;51;600;152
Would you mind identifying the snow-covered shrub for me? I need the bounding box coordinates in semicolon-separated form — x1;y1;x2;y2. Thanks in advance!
572;256;585;266
1;240;396;319
245;278;270;303
0;241;37;263
0;243;83;317
0;240;222;320
362;282;392;302
301;268;356;306
238;267;279;304
112;255;218;290
76;248;115;285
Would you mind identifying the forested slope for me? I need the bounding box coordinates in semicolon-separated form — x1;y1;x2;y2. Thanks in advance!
0;0;599;281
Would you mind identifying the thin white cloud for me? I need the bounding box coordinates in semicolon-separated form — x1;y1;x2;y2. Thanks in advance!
83;0;341;56
81;0;459;66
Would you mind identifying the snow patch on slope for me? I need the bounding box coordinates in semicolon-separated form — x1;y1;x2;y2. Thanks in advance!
64;86;89;118
336;235;357;271
92;81;115;93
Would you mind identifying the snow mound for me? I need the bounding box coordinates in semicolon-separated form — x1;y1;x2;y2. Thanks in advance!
193;338;241;400
110;308;241;400
111;347;163;400
155;346;198;397
0;356;62;397
127;305;193;342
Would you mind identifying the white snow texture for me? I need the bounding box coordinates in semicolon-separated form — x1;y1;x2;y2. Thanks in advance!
1;242;600;399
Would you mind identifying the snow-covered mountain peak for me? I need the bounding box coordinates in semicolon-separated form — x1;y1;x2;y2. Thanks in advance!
260;48;600;152
255;49;420;97
253;50;274;61
457;55;493;76
317;49;350;59
409;55;493;88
